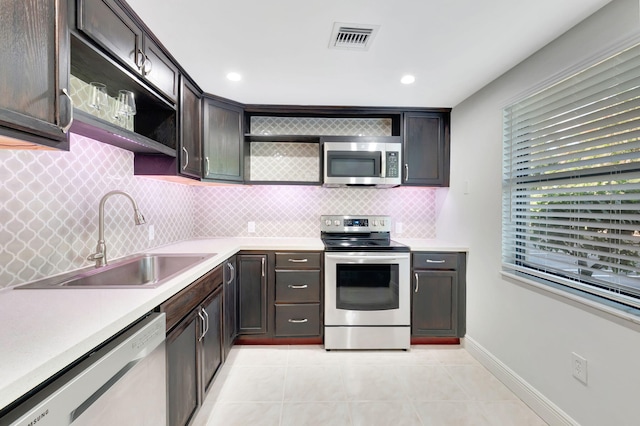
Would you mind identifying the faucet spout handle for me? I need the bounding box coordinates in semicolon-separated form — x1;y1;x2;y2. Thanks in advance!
87;252;104;261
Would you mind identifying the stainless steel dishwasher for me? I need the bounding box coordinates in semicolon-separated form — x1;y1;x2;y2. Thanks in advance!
1;312;166;426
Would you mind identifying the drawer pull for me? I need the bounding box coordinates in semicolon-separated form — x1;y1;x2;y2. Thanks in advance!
288;258;308;263
288;318;308;323
288;284;308;289
426;259;446;263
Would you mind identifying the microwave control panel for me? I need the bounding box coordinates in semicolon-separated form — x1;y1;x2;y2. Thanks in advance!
386;151;400;177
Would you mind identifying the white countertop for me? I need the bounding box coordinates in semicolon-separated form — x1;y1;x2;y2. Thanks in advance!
0;237;465;410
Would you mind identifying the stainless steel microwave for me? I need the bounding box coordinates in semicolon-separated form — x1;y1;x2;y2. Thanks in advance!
322;137;402;187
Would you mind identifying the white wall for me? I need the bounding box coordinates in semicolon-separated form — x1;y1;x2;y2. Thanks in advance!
437;0;640;424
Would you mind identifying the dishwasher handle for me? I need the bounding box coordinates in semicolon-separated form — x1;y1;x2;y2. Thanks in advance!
3;313;166;426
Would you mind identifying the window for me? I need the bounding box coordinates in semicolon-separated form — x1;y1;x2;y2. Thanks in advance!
502;42;640;309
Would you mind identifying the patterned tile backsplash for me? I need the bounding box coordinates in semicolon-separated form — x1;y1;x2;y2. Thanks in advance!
0;134;193;288
193;185;436;238
247;142;319;182
1;134;436;288
250;116;392;136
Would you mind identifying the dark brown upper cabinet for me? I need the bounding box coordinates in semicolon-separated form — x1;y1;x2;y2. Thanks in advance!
179;77;203;178
203;96;244;182
402;112;450;186
77;0;179;103
0;0;71;149
77;0;142;74
143;37;179;102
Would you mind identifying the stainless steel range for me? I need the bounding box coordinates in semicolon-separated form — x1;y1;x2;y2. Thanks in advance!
321;215;410;350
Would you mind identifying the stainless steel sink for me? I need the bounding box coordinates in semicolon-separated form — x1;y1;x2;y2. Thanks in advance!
15;253;216;289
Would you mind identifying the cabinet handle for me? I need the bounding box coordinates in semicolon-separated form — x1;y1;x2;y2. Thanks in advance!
197;309;206;341
404;164;409;180
136;48;145;70
205;157;210;176
261;257;265;277
226;262;235;285
414;272;419;293
288;318;308;323
426;259;446;263
288;258;308;263
182;147;189;170
202;308;210;336
60;88;73;134
142;55;152;76
288;284;308;289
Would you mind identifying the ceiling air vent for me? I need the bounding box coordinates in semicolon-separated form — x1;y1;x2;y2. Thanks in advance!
329;23;380;51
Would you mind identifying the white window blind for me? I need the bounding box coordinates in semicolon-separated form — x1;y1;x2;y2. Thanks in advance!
502;42;640;308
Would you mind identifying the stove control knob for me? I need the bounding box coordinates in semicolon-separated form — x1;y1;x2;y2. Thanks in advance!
324;219;332;226
380;219;386;226
334;220;341;226
372;220;378;226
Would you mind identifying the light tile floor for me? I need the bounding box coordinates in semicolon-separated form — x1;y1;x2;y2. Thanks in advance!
193;345;547;426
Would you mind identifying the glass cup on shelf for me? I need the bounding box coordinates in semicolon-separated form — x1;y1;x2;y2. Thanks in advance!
117;90;136;117
113;90;136;129
89;82;108;111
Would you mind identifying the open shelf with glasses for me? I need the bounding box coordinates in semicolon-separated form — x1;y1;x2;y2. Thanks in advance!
69;34;177;155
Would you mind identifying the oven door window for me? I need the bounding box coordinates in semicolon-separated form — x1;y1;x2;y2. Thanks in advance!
336;263;399;310
326;151;382;178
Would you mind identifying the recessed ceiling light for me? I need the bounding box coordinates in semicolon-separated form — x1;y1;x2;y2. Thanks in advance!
401;74;415;85
226;72;242;82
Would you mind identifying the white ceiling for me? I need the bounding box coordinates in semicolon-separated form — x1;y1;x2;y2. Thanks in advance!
125;0;611;108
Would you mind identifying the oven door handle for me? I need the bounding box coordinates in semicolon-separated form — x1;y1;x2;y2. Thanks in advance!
325;254;408;262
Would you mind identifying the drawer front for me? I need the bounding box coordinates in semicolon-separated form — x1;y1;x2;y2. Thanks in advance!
413;252;459;270
275;304;320;337
276;270;320;303
275;252;321;269
159;265;223;331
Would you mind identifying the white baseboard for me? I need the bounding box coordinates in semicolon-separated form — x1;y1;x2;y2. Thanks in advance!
463;336;578;426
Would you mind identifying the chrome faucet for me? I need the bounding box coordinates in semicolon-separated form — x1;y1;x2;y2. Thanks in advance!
88;190;146;267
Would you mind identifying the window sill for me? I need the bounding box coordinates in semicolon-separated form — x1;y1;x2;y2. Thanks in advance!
501;270;640;327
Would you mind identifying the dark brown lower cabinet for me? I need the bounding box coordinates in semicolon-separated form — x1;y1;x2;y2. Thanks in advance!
201;287;223;395
223;257;237;359
237;254;268;335
411;252;466;337
166;310;199;426
235;252;323;341
159;265;224;426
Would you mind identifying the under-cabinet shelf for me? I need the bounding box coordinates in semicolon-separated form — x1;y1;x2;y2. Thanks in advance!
244;134;320;143
71;109;176;156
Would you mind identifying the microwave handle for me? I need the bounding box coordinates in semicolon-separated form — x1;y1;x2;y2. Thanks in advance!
380;150;386;178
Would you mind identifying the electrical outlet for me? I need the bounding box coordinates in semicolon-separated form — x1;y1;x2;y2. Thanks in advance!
248;221;256;233
148;224;155;241
396;222;403;234
571;352;588;384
